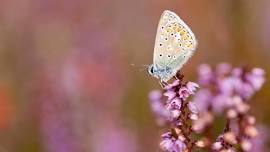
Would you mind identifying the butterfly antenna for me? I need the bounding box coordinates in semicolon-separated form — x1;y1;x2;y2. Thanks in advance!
130;63;149;72
139;64;149;72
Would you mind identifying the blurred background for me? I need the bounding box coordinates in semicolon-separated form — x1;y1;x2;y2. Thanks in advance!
0;0;269;151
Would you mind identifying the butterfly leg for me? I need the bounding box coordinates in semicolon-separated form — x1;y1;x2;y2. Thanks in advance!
159;81;165;88
173;75;179;80
159;81;168;88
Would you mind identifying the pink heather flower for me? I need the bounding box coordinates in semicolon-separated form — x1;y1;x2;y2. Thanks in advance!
160;139;174;151
164;91;177;101
178;87;190;99
149;78;201;151
167;98;182;110
166;98;182;119
186;81;199;94
160;132;186;152
164;79;180;90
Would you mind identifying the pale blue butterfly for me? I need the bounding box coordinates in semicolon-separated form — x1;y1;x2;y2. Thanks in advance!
148;10;198;83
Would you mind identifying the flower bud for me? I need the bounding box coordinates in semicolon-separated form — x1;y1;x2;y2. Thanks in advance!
189;113;199;120
212;142;222;150
195;140;206;148
241;140;252;151
244;126;258;137
224;132;237;144
236;102;250;114
246;116;256;125
227;109;238;119
192;121;205;133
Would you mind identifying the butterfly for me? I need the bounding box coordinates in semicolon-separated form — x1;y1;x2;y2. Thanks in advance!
148;10;198;83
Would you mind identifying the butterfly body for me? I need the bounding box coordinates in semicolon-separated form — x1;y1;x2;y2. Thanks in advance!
148;10;198;82
148;64;173;82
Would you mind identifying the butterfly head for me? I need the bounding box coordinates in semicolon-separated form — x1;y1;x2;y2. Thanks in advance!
147;64;161;80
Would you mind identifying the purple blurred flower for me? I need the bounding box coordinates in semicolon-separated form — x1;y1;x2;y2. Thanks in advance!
211;94;232;113
216;62;232;75
149;90;171;125
198;64;213;85
218;77;235;95
246;68;265;91
186;82;199;95
160;132;186;152
149;90;163;101
248;126;269;152
188;102;199;114
192;89;212;112
93;126;137;152
194;63;266;113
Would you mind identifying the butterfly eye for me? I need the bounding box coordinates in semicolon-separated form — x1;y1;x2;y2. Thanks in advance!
150;67;154;73
168;55;171;58
161;26;164;29
148;66;154;75
159;54;162;57
165;37;168;41
159;43;162;46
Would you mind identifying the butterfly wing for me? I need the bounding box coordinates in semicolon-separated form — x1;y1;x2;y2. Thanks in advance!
153;10;197;80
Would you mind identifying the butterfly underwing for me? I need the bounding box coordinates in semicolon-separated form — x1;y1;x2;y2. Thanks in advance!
148;10;198;82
